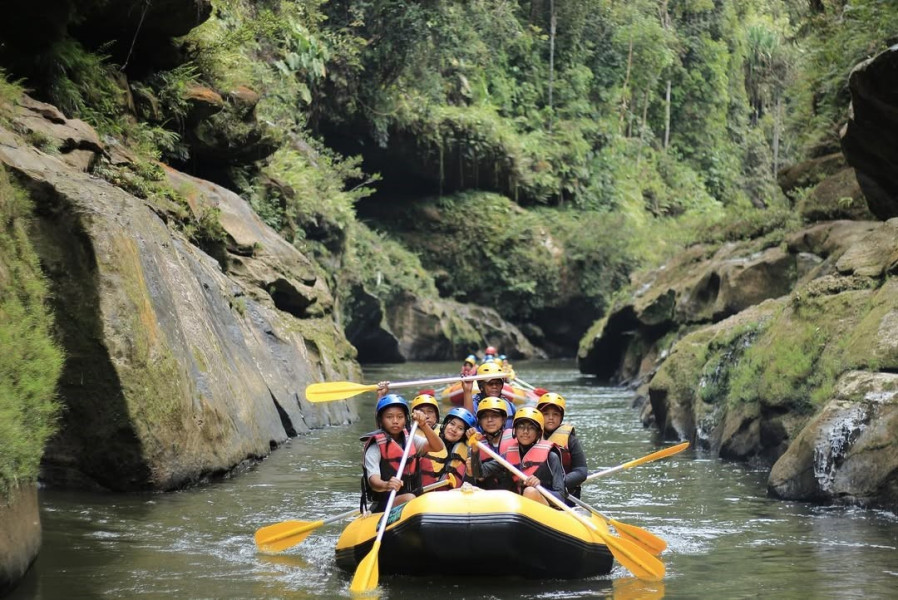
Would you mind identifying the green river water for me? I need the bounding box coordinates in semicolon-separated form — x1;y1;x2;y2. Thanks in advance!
8;360;898;599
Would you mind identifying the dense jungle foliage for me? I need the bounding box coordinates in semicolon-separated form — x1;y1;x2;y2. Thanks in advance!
0;0;896;354
0;75;65;494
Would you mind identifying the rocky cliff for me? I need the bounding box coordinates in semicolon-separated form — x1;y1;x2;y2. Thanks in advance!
1;95;359;492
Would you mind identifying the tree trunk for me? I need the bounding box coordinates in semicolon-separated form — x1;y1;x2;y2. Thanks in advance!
772;93;781;176
548;0;556;126
620;35;634;134
664;79;671;150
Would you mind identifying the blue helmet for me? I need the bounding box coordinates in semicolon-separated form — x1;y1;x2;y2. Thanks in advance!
375;394;409;426
443;407;477;430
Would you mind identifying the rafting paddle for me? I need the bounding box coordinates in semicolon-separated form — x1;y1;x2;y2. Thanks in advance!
254;480;450;554
307;372;511;403
566;495;667;556
255;508;359;554
584;442;690;483
350;421;419;594
474;441;665;582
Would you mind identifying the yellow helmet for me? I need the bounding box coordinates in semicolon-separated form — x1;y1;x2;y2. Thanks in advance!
513;407;544;433
477;396;509;419
537;392;566;417
411;394;440;419
476;362;507;379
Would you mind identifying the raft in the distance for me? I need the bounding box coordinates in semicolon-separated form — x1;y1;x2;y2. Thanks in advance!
335;486;614;579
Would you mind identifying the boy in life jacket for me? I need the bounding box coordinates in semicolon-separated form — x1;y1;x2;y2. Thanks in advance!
503;407;566;507
465;396;515;491
435;407;477;489
537;392;587;502
362;393;445;512
462;362;515;429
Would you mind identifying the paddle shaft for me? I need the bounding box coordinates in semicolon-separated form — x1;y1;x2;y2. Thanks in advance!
371;421;419;546
584;441;690;483
512;377;538;392
474;441;597;531
383;372;513;392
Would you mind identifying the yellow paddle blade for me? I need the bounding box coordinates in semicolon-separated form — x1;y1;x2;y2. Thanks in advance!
305;381;379;403
349;540;381;594
594;529;665;582
254;519;322;553
624;441;690;469
610;519;667;556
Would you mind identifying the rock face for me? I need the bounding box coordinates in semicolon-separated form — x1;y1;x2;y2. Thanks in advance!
345;288;546;363
0;484;40;597
0;96;359;491
578;237;814;383
623;218;898;509
768;371;898;510
841;44;898;220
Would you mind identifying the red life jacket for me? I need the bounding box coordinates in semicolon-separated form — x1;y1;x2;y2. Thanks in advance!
362;430;421;506
547;423;575;471
477;428;514;490
504;439;555;491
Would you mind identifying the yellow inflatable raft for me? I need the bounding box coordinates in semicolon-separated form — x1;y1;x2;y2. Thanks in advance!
335;487;614;579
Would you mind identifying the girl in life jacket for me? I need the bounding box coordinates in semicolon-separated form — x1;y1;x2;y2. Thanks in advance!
436;407;477;489
411;393;448;488
361;393;445;513
537;392;588;502
502;407;566;507
465;396;515;491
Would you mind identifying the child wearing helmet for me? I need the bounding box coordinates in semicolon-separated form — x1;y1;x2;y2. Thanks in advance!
465;396;515;491
537;392;587;501
462;362;515;429
498;407;566;507
434;407;477;489
411;393;448;488
461;354;478;377
362;389;445;512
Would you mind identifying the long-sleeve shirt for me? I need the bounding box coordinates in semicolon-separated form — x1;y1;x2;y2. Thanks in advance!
564;432;588;492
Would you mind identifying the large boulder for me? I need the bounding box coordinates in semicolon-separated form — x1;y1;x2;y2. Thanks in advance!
841;44;898;220
0;95;359;491
768;371;898;510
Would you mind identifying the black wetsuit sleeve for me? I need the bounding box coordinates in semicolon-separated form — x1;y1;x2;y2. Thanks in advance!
564;433;588;490
544;452;567;505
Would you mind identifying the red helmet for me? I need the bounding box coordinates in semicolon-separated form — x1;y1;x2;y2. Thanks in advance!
485;346;497;356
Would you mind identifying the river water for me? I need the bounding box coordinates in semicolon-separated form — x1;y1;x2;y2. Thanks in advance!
9;360;898;599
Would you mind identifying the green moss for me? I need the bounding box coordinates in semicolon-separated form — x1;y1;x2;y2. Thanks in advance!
0;166;65;495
